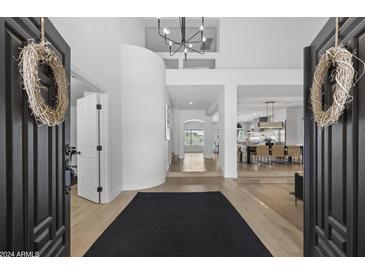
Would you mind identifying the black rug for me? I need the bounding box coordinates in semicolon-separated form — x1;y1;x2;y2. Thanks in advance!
85;192;272;257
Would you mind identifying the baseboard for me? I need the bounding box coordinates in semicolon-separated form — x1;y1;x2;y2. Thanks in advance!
108;185;123;202
122;179;165;191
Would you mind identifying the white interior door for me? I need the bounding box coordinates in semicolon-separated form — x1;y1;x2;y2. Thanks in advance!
77;93;100;203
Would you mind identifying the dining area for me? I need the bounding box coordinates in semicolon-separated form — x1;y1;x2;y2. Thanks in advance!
239;144;303;165
236;102;304;167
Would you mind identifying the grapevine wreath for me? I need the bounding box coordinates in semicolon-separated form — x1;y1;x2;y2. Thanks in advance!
18;18;68;126
310;45;355;127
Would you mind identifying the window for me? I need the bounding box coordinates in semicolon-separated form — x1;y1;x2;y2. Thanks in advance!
184;129;204;146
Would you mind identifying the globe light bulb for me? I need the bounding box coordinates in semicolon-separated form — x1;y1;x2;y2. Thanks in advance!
184;48;188;53
200;25;204;31
189;43;193;48
163;28;170;35
169;41;172;46
202;37;206;42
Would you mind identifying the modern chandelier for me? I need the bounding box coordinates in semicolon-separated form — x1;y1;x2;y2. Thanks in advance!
157;17;206;60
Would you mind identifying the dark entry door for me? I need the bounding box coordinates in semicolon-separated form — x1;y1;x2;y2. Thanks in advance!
304;18;365;256
0;18;71;256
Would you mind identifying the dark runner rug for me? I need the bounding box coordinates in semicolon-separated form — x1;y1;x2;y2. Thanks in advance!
85;191;272;256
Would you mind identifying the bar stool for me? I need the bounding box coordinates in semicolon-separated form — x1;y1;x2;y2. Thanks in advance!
271;145;286;164
287;146;302;164
255;145;270;164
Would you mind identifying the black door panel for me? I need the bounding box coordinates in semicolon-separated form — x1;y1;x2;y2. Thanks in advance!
0;17;70;256
304;17;365;256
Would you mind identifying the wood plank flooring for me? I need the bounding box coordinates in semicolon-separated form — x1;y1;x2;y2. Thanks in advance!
168;153;303;179
239;182;303;231
71;177;303;257
238;163;303;178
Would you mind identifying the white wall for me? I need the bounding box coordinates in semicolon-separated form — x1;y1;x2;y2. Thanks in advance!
212;122;220;144
184;121;204;130
216;18;326;69
166;69;303;86
121;45;168;191
50;18;145;199
220;84;237;178
286;106;304;145
212;121;219;155
172;106;180;156
203;114;213;159
272;108;287;122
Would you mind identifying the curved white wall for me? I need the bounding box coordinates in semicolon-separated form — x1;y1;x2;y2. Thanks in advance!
121;45;168;191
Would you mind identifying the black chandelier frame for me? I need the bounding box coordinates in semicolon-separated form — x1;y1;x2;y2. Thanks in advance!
157;17;206;60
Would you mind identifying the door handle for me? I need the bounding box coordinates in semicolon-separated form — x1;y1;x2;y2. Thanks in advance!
65;185;72;195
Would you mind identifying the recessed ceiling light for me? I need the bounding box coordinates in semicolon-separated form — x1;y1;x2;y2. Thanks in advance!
189;102;193;105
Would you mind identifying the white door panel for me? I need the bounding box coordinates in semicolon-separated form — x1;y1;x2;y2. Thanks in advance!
77;93;99;203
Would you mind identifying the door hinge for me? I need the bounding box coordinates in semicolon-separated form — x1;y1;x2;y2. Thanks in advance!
96;104;102;110
97;145;102;151
97;186;103;192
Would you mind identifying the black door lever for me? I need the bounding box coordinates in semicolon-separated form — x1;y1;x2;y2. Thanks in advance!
65;185;72;195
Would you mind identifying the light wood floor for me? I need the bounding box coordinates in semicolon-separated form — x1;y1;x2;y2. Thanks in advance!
169;152;219;172
168;153;303;179
71;177;303;257
239;182;303;231
238;163;303;179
